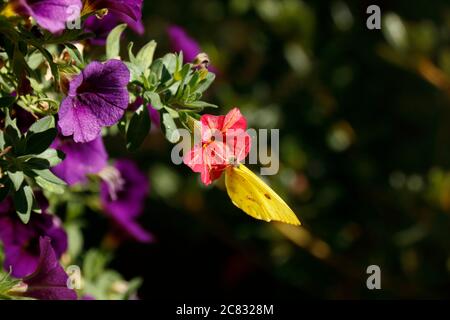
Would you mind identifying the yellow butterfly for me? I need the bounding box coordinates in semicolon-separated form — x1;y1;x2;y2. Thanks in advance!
224;164;301;226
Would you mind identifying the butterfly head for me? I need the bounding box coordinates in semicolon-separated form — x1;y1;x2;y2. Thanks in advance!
227;156;240;168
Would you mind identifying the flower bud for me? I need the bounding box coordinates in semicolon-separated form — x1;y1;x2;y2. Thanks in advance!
193;52;210;70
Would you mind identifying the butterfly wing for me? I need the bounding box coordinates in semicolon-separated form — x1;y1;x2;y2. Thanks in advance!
225;164;301;225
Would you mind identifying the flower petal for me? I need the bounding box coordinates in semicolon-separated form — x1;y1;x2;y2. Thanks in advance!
58;60;130;143
223;107;247;132
23;237;77;300
51;135;108;185
167;25;202;63
20;0;82;33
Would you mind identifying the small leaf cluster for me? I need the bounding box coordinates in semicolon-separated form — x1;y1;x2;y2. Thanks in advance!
0;110;65;223
106;24;217;149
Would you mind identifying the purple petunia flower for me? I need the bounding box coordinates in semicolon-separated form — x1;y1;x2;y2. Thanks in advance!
51;135;108;185
58;59;130;143
83;0;144;45
11;0;82;34
100;159;153;243
167;25;202;64
0;196;68;278
22;237;77;300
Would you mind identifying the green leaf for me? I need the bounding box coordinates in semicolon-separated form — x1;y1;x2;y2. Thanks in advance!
106;24;127;59
184;101;218;109
27;116;55;135
4;124;23;154
193;72;216;94
8;171;24;191
128;42;136;63
150;57;172;84
144;91;164;110
4;110;21;140
0;131;5;149
24;116;57;154
23;157;51;170
162;113;180;143
64;43;84;66
33;169;66;194
176;51;184;71
162;53;178;74
33;169;66;185
174;63;191;83
13;184;33;224
38;47;59;90
31;194;41;214
35;176;65;194
25;128;57;155
11;44;27;80
150;58;163;79
164;106;179;118
148;71;158;87
26;50;44;70
167;79;182;96
43;28;95;44
187;71;200;88
34;148;65;167
136;40;157;71
124;61;143;82
126;105;151;151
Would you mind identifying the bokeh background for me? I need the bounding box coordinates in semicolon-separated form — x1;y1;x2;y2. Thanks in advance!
94;0;450;299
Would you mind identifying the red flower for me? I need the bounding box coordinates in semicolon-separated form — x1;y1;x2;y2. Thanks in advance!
183;108;251;185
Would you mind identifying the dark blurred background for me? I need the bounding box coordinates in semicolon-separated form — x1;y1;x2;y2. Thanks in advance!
104;0;450;299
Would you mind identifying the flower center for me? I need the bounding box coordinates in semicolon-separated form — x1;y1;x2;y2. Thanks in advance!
99;166;125;201
22;237;40;256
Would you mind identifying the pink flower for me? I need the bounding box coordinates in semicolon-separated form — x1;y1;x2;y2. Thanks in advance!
183;108;251;185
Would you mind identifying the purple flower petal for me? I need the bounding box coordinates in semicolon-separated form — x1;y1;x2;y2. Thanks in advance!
167;25;218;73
18;0;82;33
58;60;130;143
167;25;202;63
23;237;77;300
111;213;154;243
148;104;160;128
100;159;153;242
51;135;108;185
83;0;144;45
0;196;12;213
0;195;68;278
